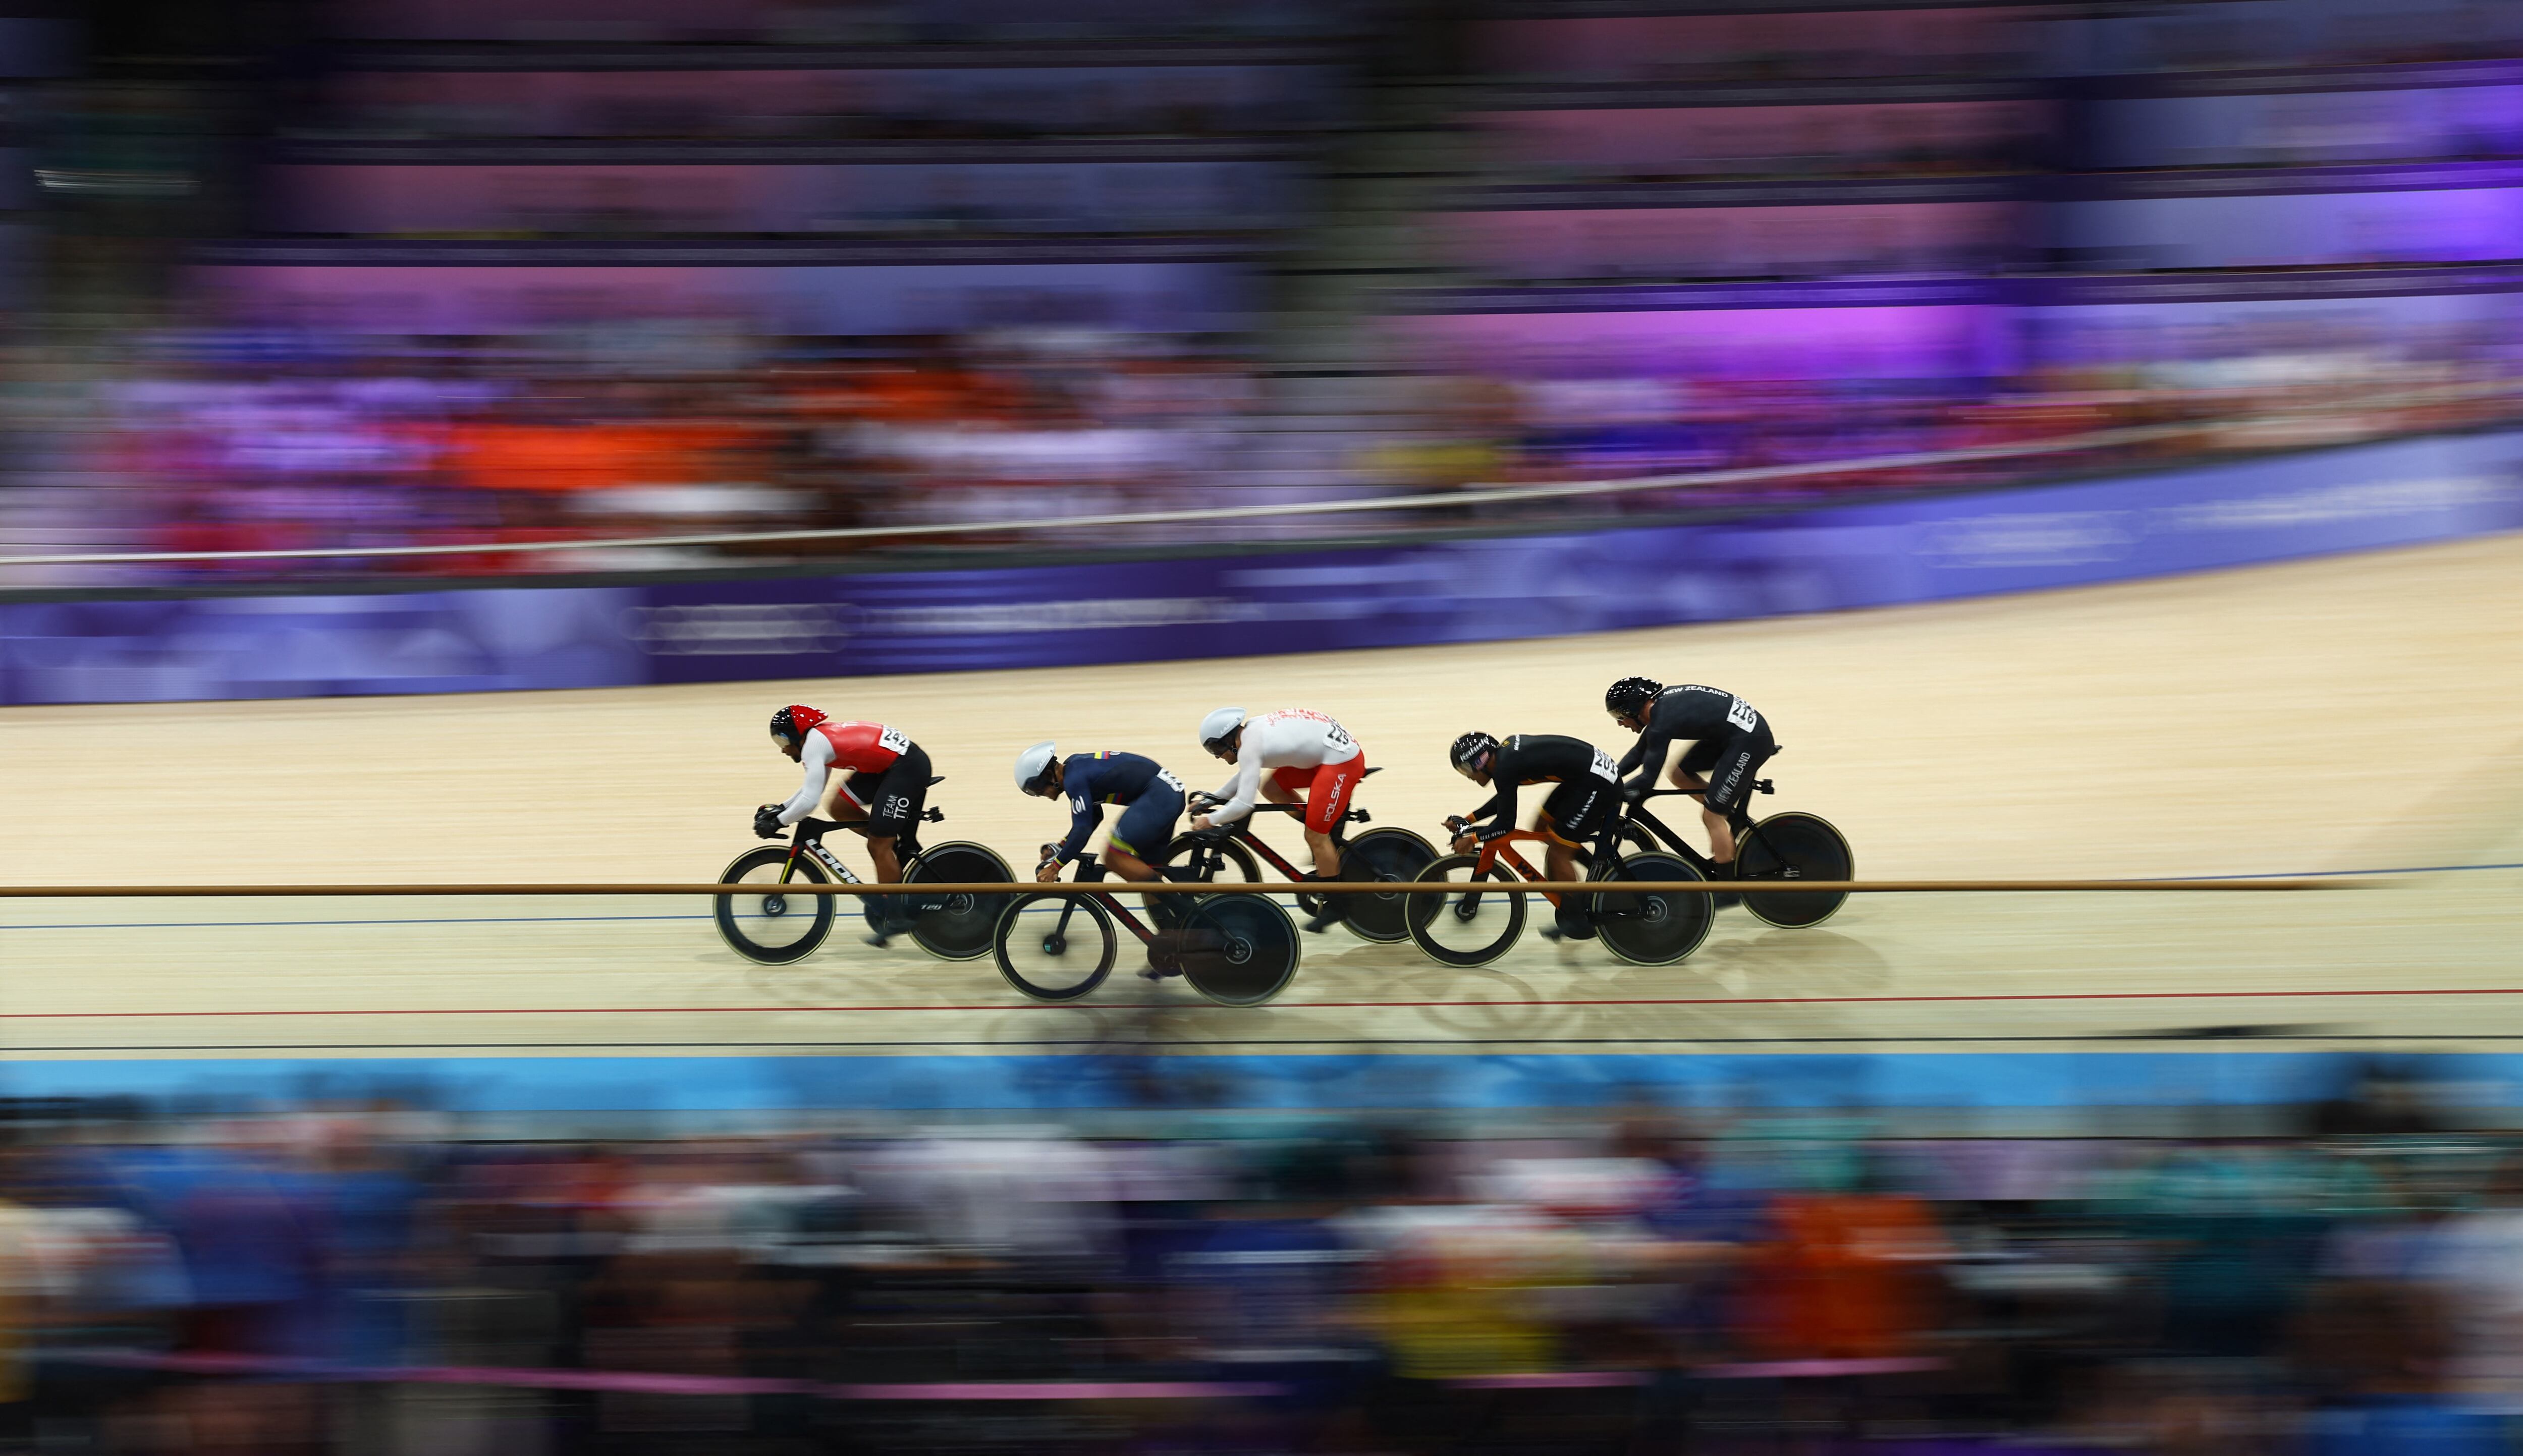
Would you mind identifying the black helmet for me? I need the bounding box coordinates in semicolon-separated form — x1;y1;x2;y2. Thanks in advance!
1449;732;1499;779
1605;677;1663;722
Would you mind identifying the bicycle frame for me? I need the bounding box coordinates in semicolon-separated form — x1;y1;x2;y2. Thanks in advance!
778;821;865;886
1469;829;1570;905
1617;783;1773;871
1462;823;1658;919
774;808;944;885
1037;856;1165;947
1218;801;1370;878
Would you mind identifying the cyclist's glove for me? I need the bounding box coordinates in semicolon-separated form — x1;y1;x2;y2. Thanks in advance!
753;805;787;839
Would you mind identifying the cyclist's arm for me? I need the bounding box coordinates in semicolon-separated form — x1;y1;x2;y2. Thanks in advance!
776;734;838;824
1467;745;1523;837
1209;751;1264;824
1622;725;1676;797
1054;764;1104;863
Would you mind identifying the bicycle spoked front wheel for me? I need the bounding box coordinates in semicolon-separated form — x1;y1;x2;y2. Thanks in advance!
1590;852;1713;967
1737;812;1854;928
994;892;1117;1001
904;842;1015;961
1337;827;1439;943
1174;895;1301;1006
714;846;837;965
1404;854;1527;968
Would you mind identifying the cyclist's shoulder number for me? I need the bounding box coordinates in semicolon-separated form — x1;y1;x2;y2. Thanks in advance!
877;724;913;755
1724;696;1759;733
1589;746;1619;780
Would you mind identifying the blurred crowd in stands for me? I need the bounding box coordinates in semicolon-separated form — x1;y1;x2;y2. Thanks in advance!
2;319;2513;585
4;1074;2522;1453
4;0;2523;585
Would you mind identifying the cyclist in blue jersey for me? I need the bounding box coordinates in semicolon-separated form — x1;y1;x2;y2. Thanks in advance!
1014;742;1187;888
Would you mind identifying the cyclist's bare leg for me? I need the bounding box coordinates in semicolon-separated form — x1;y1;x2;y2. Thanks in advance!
1258;778;1343;878
1544;841;1579;882
1701;811;1736;866
814;782;903;883
1663;767;1736;865
815;780;866;824
1107;846;1159;913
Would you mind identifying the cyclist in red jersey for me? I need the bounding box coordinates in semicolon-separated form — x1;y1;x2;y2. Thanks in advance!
756;705;932;892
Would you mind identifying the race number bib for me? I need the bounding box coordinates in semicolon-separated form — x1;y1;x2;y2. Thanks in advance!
877;725;913;755
1323;720;1353;750
1725;696;1759;733
1589;747;1619;781
1156;768;1184;792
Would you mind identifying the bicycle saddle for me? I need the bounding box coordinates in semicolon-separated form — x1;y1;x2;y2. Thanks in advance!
1360;766;1383;777
926;774;945;786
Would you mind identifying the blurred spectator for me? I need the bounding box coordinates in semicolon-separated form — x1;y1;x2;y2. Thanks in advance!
0;1095;2516;1451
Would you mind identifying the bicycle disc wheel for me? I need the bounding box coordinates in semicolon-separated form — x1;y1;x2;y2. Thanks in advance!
1737;812;1854;928
1336;827;1439;943
994;892;1117;1002
1591;852;1714;967
904;842;1015;961
1403;854;1526;968
1150;833;1263;928
714;846;836;965
1176;896;1300;1007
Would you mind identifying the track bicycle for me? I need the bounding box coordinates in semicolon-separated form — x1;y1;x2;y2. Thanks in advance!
1150;770;1437;942
1608;769;1854;928
1405;817;1713;969
993;849;1302;1007
713;787;1014;964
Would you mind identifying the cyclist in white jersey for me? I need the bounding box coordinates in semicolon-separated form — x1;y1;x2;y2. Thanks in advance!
1189;707;1367;932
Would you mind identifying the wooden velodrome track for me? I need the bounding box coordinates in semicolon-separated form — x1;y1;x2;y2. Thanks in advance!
2;533;2518;1061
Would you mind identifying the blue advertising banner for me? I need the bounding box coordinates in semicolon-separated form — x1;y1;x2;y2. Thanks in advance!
3;428;2519;705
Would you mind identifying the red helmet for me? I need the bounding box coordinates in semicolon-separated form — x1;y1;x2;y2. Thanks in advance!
769;704;829;748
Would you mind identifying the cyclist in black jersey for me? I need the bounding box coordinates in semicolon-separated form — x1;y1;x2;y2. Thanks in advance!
1605;677;1777;871
1447;732;1623;886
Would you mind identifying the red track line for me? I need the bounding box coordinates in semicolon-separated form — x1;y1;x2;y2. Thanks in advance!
5;986;2521;1020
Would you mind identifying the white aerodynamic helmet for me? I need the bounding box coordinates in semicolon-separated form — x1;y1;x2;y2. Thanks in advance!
1197;706;1247;756
1014;740;1060;794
